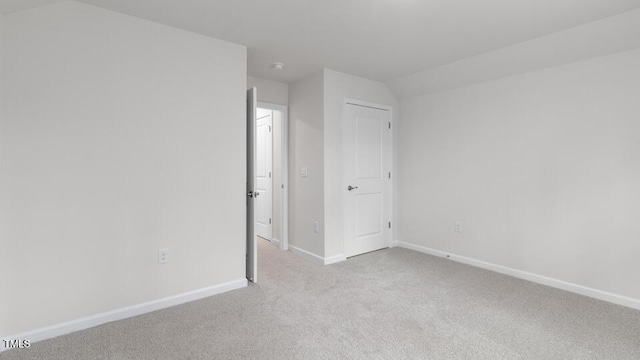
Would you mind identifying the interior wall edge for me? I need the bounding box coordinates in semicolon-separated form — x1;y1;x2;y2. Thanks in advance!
288;245;325;265
388;8;640;100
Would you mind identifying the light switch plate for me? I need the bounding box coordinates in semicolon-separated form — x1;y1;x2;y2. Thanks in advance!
301;167;309;177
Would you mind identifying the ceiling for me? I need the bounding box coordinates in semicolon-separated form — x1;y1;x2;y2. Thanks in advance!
0;0;63;14
2;0;640;85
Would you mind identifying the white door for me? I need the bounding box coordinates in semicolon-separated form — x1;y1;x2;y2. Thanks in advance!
246;87;257;283
255;108;273;240
343;102;392;258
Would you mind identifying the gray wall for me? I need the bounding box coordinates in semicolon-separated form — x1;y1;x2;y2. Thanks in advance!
288;71;324;257
0;13;5;319
398;48;640;301
0;2;247;336
0;12;3;178
248;76;289;105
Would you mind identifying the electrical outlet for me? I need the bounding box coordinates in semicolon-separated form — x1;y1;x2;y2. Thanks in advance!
158;248;169;264
313;221;320;233
454;221;463;233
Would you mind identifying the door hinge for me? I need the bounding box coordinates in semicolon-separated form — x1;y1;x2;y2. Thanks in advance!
388;171;391;179
388;221;392;229
269;218;272;224
269;171;272;178
388;122;391;130
268;125;272;132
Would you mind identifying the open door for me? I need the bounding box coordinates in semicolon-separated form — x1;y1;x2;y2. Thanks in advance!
246;87;257;283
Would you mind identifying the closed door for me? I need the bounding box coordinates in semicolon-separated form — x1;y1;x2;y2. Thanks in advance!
343;102;392;258
255;108;273;240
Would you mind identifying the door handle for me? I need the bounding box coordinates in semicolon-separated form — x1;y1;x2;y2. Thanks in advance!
247;191;255;198
347;185;358;191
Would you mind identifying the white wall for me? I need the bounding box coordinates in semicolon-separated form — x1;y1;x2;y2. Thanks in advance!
288;71;324;257
399;48;640;302
247;76;288;105
323;69;399;258
0;1;246;337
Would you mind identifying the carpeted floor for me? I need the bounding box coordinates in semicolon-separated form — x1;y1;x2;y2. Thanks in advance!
4;239;640;359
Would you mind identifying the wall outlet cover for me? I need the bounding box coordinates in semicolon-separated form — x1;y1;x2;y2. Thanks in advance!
158;248;169;264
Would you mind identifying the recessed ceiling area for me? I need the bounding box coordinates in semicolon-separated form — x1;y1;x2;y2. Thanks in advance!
3;0;640;84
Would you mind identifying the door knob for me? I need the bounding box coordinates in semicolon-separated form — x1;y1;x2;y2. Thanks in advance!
246;191;255;198
347;185;358;191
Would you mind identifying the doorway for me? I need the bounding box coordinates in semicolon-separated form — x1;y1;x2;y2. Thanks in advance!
255;108;273;240
246;89;289;283
256;102;289;251
342;99;393;258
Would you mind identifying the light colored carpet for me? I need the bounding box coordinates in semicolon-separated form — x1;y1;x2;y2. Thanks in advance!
4;239;640;359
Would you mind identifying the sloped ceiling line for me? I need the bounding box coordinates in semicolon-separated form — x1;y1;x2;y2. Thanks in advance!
2;0;640;98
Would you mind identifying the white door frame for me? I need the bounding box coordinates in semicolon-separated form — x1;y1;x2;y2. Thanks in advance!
342;98;394;256
257;101;289;251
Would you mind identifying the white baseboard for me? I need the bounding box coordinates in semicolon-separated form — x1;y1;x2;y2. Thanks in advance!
288;245;345;265
271;238;281;246
397;242;448;258
324;254;346;265
397;241;640;311
390;240;399;248
288;245;325;264
1;278;247;351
